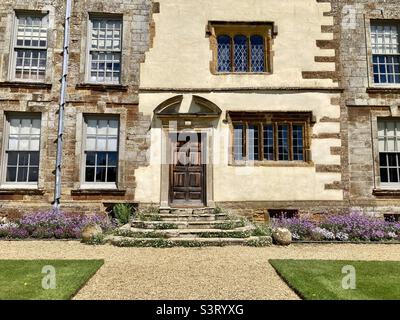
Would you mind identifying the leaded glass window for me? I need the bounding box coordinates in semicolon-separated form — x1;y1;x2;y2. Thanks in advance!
14;14;48;81
89;18;122;84
216;33;267;73
232;121;306;162
371;23;400;84
234;35;248;72
5;116;41;183
84;118;119;183
263;124;274;160
250;35;265;72
248;124;259;161
278;125;289;161
378;119;400;184
292;125;304;161
217;35;231;72
233;124;244;161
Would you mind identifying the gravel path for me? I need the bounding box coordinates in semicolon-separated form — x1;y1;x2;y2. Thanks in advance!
1;241;400;300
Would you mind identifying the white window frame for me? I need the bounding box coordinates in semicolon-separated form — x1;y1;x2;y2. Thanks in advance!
10;11;49;82
378;118;400;188
80;115;120;190
1;113;41;189
85;15;123;85
370;21;400;87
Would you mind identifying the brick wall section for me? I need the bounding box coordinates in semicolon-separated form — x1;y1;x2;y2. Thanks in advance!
330;0;400;214
0;0;154;216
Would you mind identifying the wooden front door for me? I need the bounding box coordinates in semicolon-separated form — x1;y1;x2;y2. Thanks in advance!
170;132;205;207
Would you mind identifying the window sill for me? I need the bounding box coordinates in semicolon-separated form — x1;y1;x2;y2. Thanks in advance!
76;83;128;92
373;189;400;197
367;87;400;94
229;161;313;167
71;189;126;196
0;188;45;195
0;81;52;89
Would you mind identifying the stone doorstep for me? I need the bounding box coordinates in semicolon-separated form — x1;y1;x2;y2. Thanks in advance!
131;219;244;229
159;208;215;215
107;235;272;247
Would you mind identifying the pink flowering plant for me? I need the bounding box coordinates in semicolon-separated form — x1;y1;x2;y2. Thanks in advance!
0;210;114;239
272;211;400;242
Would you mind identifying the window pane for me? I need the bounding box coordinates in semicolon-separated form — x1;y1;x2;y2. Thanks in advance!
6;167;17;182
28;166;38;182
96;166;107;182
107;167;117;182
380;167;389;183
278;124;289;161
85;167;95;182
108;152;118;166
248;124;259;161
263;124;274;160
234;35;248;72
8;136;18;150
97;152;107;166
233;124;244;160
18;152;29;166
17;166;28;182
107;137;118;152
217;35;231;72
250;35;265;72
86;137;96;150
30;152;39;166
86;152;96;166
292;125;304;161
97;137;107;151
108;120;119;135
7;152;18;166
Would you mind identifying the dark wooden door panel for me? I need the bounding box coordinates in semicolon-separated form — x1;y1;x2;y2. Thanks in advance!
170;132;205;206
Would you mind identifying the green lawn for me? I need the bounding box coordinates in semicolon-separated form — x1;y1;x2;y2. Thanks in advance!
269;259;400;300
0;260;103;300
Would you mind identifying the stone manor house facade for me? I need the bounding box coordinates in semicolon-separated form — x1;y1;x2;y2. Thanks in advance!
0;0;398;220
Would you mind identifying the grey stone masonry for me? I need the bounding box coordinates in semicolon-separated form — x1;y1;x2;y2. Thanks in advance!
0;0;155;216
331;0;400;215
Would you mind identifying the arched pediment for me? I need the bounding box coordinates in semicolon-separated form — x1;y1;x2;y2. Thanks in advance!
154;95;222;118
153;95;184;115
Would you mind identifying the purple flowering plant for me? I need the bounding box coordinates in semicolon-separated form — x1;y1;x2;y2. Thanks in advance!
272;211;400;242
0;210;114;239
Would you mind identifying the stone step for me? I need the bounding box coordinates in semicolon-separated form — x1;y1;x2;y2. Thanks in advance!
159;208;216;215
107;235;272;247
131;219;245;230
117;226;255;239
137;213;229;222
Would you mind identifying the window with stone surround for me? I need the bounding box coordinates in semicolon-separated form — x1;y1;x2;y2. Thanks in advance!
87;16;122;84
230;112;312;163
12;13;49;81
3;114;41;185
371;22;400;85
378;119;400;185
83;116;119;186
210;22;273;74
